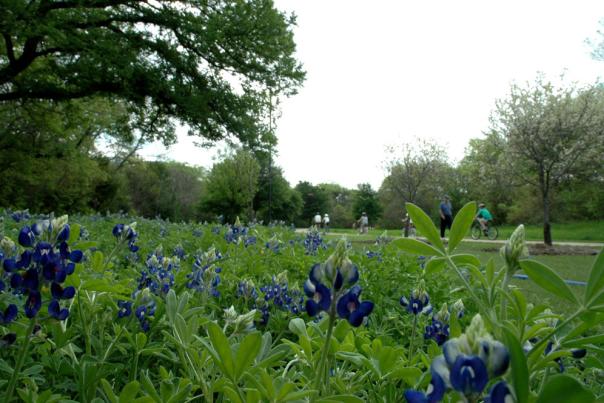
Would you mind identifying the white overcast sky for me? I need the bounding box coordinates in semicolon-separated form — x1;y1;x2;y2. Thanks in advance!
139;0;604;190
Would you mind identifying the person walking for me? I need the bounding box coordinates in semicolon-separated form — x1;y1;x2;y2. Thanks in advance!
439;195;453;239
313;212;322;228
358;212;369;234
322;213;330;232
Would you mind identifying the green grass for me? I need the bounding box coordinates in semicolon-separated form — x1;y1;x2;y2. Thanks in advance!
495;221;604;242
321;220;604;243
456;241;600;315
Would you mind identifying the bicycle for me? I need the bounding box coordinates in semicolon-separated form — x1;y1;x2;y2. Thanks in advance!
471;220;498;240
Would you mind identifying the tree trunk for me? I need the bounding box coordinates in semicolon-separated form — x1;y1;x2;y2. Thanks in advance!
543;193;552;246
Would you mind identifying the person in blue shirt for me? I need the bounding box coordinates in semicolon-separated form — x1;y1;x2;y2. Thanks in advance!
476;203;493;234
439;195;453;238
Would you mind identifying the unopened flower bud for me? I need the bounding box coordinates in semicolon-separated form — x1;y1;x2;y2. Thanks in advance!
500;224;528;273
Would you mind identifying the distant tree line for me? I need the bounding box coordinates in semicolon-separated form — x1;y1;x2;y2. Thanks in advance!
2;79;604;240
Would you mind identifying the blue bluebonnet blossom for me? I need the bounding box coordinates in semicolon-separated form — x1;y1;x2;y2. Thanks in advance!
425;304;451;346
187;248;222;298
0;304;18;324
365;250;382;261
1;216;80;321
265;236;283;253
211;226;221;235
193;228;204;238
260;272;305;321
112;223;139;252
116;290;156;331
224;218;248;244
406;314;511;402
10;210;30;223
172;244;186;260
400;280;432;315
304;240;373;327
303;227;326;255
137;246;179;296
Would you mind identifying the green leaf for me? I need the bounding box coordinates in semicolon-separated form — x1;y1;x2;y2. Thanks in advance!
91;251;104;272
450;254;482;268
585;249;604;307
390;238;444;257
316;395;364;403
536;375;595;403
135;333;147;350
520;260;578;304
503;328;529;403
425;257;447;275
119;381;141;402
447;202;476;253
222;386;243;403
405;203;445;252
234;332;262;380
68;224;81;244
288;318;308;339
207;322;235;379
100;379;119;403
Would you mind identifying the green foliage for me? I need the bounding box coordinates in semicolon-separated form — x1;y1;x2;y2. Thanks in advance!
199;149;260;223
352;183;382;223
0;0;305;148
294;181;330;227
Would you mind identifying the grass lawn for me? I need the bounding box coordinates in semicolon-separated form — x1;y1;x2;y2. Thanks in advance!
322;220;604;243
451;241;599;315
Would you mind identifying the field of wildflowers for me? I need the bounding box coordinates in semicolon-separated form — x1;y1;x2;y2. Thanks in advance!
0;203;603;402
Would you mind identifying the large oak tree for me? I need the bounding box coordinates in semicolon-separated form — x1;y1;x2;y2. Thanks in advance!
0;0;305;147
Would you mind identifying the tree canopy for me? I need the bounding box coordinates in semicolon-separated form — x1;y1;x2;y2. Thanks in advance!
0;0;305;148
490;76;604;244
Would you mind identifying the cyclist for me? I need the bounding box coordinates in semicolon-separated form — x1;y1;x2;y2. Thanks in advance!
476;203;493;235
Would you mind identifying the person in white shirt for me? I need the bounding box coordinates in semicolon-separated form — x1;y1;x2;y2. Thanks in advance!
322;213;330;231
313;212;322;228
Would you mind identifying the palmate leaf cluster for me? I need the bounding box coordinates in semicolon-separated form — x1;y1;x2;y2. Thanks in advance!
0;0;305;147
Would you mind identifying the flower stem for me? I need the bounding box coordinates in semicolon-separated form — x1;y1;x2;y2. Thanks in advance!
313;303;337;395
408;314;418;358
5;319;36;403
528;308;585;359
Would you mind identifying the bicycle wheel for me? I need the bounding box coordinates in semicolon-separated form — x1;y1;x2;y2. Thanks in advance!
471;223;481;240
487;226;498;240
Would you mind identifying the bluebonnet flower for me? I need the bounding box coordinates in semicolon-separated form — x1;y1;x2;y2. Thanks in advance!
187;248;222;298
237;279;259;301
405;314;510;402
485;381;515;403
211;226;221;235
404;363;447;403
400;280;432;315
48;300;69;320
336;285;374;327
304;227;326;255
2;217;80;321
193;228;204;238
112;223;139;252
117;290;156;332
0;304;17;324
265;236;283;253
259;272;305;322
425;304;451;346
244;236;257;247
224;218;249;244
172;244;186;260
137;247;179;296
365;250;382;261
10;210;30;223
418;256;427;269
117;300;133;318
304;240;373;327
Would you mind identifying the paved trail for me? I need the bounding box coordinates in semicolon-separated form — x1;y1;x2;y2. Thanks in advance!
295;229;603;248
